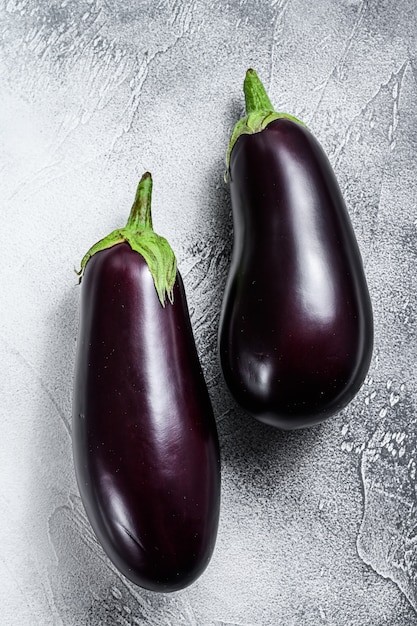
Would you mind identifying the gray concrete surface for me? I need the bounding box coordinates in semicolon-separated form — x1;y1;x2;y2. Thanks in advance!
1;0;417;624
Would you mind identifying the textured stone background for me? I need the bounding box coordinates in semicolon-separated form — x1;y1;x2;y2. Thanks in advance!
1;0;417;624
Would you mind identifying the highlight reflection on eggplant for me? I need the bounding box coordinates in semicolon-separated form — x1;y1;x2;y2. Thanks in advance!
219;70;373;430
73;172;220;591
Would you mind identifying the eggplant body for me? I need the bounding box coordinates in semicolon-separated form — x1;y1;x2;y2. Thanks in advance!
219;119;373;429
73;243;220;591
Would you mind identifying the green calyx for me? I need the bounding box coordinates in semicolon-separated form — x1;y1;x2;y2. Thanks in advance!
77;172;177;307
226;68;306;169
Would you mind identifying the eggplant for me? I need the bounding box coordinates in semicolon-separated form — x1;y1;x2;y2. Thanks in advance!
219;70;373;430
73;172;220;591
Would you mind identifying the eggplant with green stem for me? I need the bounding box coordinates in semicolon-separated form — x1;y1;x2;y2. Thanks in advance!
73;172;221;591
219;70;373;429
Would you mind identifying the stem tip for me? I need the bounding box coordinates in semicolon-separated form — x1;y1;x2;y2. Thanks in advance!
243;68;274;115
127;171;154;231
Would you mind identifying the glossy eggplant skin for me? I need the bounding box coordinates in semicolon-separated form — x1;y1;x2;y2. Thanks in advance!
73;243;220;591
219;119;373;429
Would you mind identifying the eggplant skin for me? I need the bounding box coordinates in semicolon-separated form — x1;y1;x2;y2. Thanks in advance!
219;119;373;429
73;243;221;591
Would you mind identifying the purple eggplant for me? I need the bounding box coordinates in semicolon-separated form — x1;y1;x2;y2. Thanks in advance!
219;70;373;430
73;172;220;591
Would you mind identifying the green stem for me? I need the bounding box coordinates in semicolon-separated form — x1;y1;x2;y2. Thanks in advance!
244;68;273;114
225;68;306;170
77;171;177;307
126;171;153;231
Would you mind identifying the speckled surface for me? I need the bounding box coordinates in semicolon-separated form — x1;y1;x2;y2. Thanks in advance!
1;1;417;624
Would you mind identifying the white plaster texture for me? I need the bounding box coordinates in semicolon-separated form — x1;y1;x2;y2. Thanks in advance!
1;0;417;624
